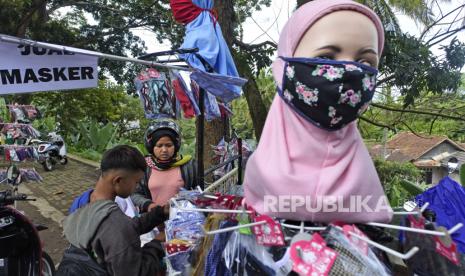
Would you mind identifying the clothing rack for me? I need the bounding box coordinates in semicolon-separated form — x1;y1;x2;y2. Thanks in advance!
138;48;220;190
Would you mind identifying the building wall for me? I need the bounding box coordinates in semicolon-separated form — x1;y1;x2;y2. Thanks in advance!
420;142;462;160
431;168;460;185
419;141;463;185
432;167;447;184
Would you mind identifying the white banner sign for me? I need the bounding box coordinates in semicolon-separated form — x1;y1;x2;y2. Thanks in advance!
0;41;98;94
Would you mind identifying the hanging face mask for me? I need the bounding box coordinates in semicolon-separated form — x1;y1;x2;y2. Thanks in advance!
279;57;378;131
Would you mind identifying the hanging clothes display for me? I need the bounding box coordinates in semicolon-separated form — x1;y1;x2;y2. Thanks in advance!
0;167;43;182
165;199;206;274
322;226;390;276
203;90;221;121
0;123;41;139
0;145;39;162
7;104;41;122
170;0;242;96
415;177;465;253
212;137;253;179
190;68;247;103
164;189;465;276
169;70;196;119
400;214;465;275
178;70;201;116
134;68;178;119
189;79;222;120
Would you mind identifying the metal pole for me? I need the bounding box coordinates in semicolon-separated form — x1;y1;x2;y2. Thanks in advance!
238;138;242;185
0;34;191;72
197;88;205;190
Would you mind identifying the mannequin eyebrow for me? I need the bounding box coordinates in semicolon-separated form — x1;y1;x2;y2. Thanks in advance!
316;45;341;52
315;46;378;56
357;48;378;55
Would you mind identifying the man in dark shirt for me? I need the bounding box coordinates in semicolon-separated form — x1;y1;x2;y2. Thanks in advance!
60;145;169;275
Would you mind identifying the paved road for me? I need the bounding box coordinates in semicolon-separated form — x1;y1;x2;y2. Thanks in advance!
0;157;100;265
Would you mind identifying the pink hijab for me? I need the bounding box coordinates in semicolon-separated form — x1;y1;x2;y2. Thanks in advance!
243;0;392;223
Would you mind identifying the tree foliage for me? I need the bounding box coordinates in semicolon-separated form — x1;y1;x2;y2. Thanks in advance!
2;0;465;146
373;158;423;206
29;80;145;137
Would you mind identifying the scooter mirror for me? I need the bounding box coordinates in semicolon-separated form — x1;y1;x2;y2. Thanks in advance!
6;165;21;185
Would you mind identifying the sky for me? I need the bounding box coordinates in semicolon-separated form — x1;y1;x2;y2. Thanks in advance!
133;0;465;58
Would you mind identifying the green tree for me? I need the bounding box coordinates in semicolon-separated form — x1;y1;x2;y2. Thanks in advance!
30;80;145;138
373;158;423;206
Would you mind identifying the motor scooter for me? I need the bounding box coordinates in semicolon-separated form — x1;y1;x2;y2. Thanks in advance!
30;132;67;171
0;165;55;275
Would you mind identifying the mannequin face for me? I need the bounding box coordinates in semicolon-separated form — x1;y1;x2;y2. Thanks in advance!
294;11;379;68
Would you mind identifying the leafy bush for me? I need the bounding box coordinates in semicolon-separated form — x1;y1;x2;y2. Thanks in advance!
32;116;57;137
71;120;118;152
373;158;423;206
69;146;102;162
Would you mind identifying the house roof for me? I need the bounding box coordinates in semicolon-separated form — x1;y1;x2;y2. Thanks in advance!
385;132;465;162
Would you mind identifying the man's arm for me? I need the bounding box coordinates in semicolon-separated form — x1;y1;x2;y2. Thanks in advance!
132;205;169;235
104;239;165;276
130;168;153;212
93;211;166;276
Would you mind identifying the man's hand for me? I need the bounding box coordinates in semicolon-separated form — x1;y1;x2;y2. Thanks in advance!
147;203;158;212
163;203;170;217
148;202;170;217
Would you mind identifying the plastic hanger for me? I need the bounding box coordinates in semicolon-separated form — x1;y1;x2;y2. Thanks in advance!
281;222;326;231
196;186;218;199
170;198;252;214
333;225;420;260
203;218;420;260
365;221;463;236
203;220;267;235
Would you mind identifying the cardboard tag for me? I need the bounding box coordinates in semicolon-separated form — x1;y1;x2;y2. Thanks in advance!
237;212;253;235
251;214;285;246
290;233;338;276
165;243;191;255
408;215;425;229
434;236;460;265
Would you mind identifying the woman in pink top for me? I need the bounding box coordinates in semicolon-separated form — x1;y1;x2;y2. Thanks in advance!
243;0;393;223
131;120;197;213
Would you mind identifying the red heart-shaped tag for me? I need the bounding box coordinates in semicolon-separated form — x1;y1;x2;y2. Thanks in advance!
290;233;338;276
251;214;285;246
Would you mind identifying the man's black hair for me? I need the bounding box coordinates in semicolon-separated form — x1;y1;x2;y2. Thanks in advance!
100;145;146;173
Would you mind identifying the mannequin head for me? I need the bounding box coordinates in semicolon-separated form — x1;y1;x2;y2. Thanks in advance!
294;10;379;68
272;0;384;87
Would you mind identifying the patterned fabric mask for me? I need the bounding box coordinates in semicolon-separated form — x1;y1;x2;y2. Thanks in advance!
279;57;378;131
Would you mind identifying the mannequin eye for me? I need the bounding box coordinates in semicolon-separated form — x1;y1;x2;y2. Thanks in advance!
358;59;373;66
315;55;334;60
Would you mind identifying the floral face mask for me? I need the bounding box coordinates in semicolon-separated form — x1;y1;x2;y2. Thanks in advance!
279;57;378;131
